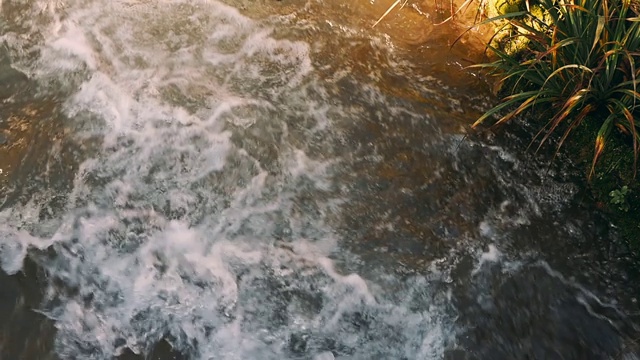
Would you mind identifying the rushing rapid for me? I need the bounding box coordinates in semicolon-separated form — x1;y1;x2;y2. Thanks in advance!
0;0;638;359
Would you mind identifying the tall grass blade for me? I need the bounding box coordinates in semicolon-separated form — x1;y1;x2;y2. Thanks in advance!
591;15;606;55
590;115;615;179
372;0;402;28
468;0;640;179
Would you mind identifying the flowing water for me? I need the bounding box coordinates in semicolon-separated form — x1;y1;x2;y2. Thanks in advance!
0;0;639;359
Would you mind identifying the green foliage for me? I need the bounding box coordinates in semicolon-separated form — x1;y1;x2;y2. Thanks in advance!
472;0;640;180
610;185;631;211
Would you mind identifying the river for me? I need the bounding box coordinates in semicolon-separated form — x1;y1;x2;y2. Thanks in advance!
0;0;638;359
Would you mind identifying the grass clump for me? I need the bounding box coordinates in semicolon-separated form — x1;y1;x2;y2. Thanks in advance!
465;0;640;258
472;0;640;180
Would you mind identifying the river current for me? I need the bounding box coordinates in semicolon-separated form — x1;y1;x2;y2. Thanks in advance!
0;0;638;359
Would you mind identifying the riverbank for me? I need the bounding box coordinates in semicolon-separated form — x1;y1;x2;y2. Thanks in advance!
566;123;640;274
455;0;640;276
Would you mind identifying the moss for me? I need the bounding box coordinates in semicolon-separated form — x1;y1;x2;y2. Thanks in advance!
527;4;553;30
563;118;640;266
529;4;548;21
485;0;537;57
498;0;524;14
486;0;526;17
498;31;531;56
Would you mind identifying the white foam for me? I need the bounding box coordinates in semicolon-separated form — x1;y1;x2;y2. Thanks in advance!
471;244;502;275
314;351;335;360
49;22;97;71
0;225;43;274
0;1;454;359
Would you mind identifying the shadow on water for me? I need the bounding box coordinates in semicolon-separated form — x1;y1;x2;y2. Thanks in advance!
0;46;86;213
327;69;640;357
0;258;56;360
281;3;640;356
0;49;63;360
322;42;640;354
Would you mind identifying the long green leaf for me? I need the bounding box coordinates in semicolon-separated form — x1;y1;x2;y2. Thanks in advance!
473;91;542;127
591;15;606;55
590;114;615;179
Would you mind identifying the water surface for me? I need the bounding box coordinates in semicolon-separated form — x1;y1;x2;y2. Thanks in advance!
0;0;638;359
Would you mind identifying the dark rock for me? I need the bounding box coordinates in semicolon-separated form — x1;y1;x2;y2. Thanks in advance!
289;332;309;354
117;339;186;360
113;337;127;349
0;260;56;360
0;133;8;146
0;44;30;100
444;349;471;360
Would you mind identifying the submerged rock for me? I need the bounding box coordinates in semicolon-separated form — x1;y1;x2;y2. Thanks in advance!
289;332;309;354
0;44;30;101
